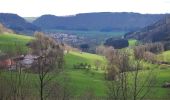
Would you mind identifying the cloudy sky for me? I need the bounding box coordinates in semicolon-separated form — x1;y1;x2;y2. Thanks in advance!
0;0;170;17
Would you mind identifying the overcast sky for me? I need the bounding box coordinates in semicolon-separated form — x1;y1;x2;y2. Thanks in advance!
0;0;170;17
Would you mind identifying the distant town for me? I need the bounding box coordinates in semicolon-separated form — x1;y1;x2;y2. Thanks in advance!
47;32;85;46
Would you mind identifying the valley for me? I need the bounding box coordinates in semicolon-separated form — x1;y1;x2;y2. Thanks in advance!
1;32;170;99
45;29;125;53
0;12;170;100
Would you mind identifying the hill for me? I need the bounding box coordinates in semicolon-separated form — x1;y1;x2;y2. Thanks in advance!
65;51;106;69
1;33;170;98
0;23;33;52
33;12;165;32
124;15;170;42
0;23;14;33
0;33;107;96
64;51;107;96
0;33;32;53
0;13;40;34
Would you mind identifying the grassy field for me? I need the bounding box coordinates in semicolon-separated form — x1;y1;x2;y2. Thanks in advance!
157;50;170;62
1;33;170;99
1;50;170;98
64;51;106;69
0;33;33;53
0;33;107;96
64;51;170;98
64;51;107;96
128;39;138;46
0;51;107;96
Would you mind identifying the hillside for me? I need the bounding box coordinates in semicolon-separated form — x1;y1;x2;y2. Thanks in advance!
0;33;107;96
0;23;14;33
0;13;40;34
124;15;170;42
64;51;107;96
33;12;164;32
1;33;170;98
0;33;32;53
65;51;106;69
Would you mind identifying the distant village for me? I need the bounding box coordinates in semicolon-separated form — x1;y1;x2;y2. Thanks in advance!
47;32;85;46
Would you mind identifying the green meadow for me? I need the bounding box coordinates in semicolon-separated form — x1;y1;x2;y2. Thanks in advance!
128;39;138;46
0;33;170;99
0;33;32;53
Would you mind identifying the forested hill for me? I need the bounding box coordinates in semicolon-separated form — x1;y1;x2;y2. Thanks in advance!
0;13;40;34
33;12;165;32
124;15;170;42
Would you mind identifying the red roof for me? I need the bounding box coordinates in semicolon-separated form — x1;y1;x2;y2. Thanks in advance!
0;59;15;68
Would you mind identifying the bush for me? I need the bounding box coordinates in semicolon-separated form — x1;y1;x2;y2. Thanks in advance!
159;65;169;70
162;82;170;88
73;63;92;70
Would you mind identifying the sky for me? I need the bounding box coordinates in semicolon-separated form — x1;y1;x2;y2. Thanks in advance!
0;0;170;17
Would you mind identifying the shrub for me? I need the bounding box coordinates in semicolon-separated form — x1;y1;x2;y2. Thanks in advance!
159;65;169;70
73;63;92;70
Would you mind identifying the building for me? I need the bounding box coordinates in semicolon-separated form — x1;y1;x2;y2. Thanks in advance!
0;54;38;70
0;58;16;69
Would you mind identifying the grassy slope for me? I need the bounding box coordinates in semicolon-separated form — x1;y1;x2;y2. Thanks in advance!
1;34;170;98
128;39;138;46
64;51;170;97
0;33;107;96
64;51;106;69
64;51;107;96
145;50;170;99
0;33;32;44
157;50;170;62
0;33;32;53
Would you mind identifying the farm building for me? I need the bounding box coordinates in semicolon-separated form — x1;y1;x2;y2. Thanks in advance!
0;54;16;69
0;54;38;70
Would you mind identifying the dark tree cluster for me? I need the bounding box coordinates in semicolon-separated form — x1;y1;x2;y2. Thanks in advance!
164;41;170;50
79;44;89;52
104;38;129;49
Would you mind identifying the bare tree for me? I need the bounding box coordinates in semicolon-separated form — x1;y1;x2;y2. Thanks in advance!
48;72;72;100
106;47;157;100
94;60;101;70
0;42;30;100
29;32;64;100
134;42;164;62
131;45;158;100
107;50;129;100
96;45;106;55
80;87;95;100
